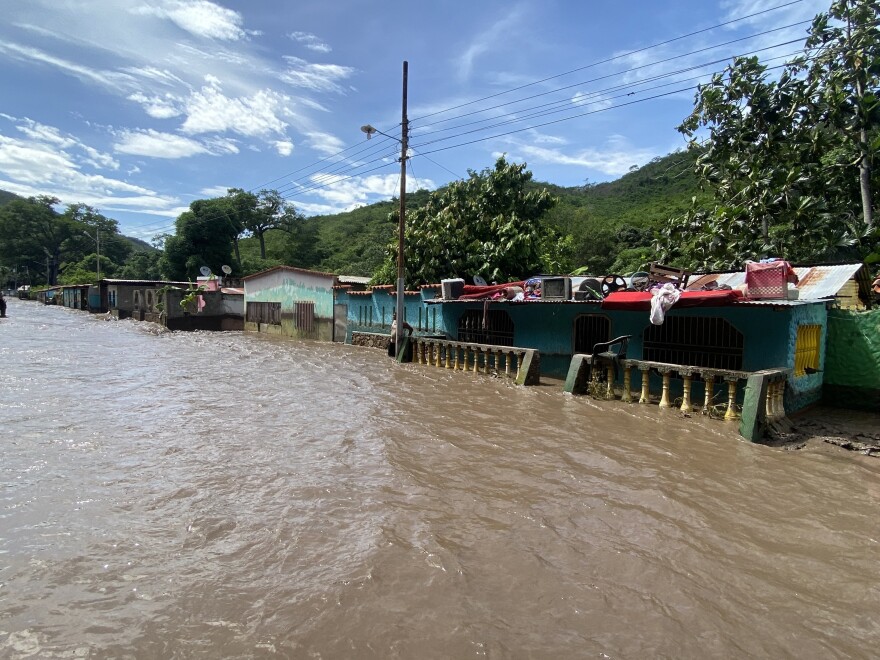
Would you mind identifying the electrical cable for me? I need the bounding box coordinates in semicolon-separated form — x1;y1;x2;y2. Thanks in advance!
409;0;806;123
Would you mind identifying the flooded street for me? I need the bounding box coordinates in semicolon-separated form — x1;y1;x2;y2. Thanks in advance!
1;298;878;659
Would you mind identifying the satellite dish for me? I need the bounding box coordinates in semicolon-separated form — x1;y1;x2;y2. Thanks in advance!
221;265;232;275
199;266;212;277
473;275;488;286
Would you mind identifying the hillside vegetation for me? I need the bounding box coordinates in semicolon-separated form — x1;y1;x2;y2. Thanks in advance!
241;150;705;278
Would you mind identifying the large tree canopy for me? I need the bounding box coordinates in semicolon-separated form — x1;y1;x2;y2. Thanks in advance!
0;197;133;285
660;0;880;270
159;198;239;281
374;156;558;285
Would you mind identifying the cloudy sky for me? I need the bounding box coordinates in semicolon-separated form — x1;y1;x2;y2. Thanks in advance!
0;0;828;239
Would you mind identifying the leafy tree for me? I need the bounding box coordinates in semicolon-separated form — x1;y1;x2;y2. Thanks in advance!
0;196;73;284
117;250;162;280
374;157;558;284
159;199;238;280
661;0;880;269
249;190;301;260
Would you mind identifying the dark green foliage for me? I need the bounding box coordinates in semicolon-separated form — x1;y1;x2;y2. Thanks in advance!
159;198;238;281
372;157;558;285
660;0;880;270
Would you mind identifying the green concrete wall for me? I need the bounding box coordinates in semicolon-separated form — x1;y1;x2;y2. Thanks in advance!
823;308;880;410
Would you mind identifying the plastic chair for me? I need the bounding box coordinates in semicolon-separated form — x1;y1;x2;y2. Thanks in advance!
589;335;632;382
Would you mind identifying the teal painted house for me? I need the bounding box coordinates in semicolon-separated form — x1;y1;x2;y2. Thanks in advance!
243;265;339;341
337;286;831;414
428;297;828;411
335;284;445;344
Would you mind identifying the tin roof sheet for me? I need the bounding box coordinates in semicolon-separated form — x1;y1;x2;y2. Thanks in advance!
687;263;866;300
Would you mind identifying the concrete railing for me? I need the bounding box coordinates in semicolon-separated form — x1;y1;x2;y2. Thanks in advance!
410;337;541;385
564;355;789;441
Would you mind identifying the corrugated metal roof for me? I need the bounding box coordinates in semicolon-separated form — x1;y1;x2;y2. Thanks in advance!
687;263;866;300
338;275;371;285
101;279;190;286
241;265;337;281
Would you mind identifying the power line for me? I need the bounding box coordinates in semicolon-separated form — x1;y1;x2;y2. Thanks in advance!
410;23;811;139
411;47;805;149
410;39;809;153
409;0;806;123
225;0;807;202
131;2;819;242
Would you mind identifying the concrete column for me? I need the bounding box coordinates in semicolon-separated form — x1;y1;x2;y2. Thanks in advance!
658;368;672;409
724;377;739;421
680;370;694;413
639;366;651;404
622;366;633;403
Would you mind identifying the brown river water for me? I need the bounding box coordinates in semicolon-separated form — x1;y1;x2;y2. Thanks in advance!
1;298;879;659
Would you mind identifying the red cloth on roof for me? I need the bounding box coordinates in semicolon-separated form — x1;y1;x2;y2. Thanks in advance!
601;289;743;311
457;281;527;299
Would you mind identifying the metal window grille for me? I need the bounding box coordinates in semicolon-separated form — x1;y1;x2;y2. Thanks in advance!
573;314;611;353
294;301;315;333
794;324;821;376
247;301;281;325
643;316;744;370
457;309;515;346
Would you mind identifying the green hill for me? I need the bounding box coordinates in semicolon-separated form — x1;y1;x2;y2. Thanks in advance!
242;150;705;277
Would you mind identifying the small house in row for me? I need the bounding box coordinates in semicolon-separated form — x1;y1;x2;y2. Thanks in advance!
242;266;369;341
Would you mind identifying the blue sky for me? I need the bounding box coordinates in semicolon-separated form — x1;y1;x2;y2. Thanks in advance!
0;0;828;240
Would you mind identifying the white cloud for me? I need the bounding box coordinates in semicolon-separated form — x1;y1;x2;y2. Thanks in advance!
180;79;290;137
456;5;526;81
128;92;183;118
275;140;294;156
281;56;355;93
294;173;435;213
502;134;661;177
0;132;176;212
289;31;331;53
11;117;119;170
0;41;137;91
133;1;247;41
200;185;230;197
303;130;345;157
114;129;210;158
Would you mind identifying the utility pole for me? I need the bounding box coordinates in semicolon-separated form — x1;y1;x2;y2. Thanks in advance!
395;60;409;359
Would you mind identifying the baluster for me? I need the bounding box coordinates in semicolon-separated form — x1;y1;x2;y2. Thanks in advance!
657;367;672;409
680;369;693;413
605;365;615;398
473;347;481;373
778;380;787;418
765;380;775;419
703;373;715;413
435;343;443;368
724;377;739;421
639;366;651;404
621;365;633;403
513;352;521;380
453;345;460;370
462;346;470;371
445;343;453;369
483;349;491;375
504;351;511;378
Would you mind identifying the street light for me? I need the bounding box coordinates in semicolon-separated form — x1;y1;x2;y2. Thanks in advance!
363;61;409;360
83;229;101;281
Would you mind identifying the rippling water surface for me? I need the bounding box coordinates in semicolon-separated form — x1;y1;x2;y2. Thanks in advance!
1;299;878;659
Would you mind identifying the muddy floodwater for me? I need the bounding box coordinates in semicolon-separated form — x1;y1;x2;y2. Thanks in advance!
1;298;879;659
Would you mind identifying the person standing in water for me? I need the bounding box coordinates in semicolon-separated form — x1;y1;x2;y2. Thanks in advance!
0;292;7;318
388;313;413;358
